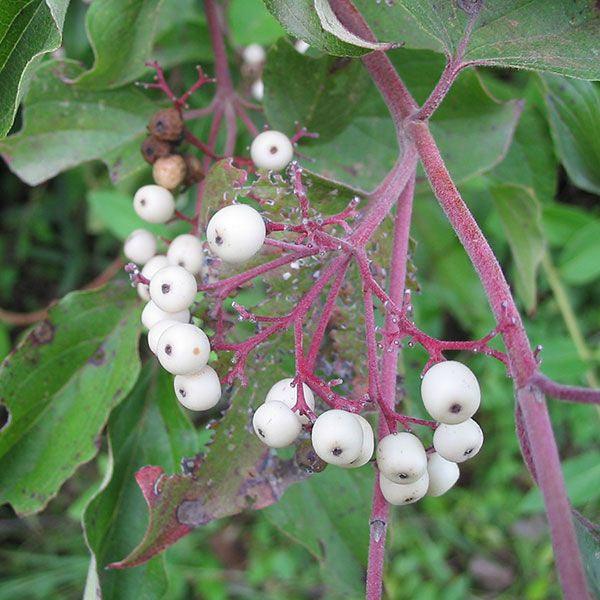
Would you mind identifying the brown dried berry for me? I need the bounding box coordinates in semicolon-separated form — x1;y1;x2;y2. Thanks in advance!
141;136;172;164
148;108;184;142
183;154;204;186
153;154;187;190
294;439;327;473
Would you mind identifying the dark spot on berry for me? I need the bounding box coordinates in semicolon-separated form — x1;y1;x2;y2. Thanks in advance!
161;283;170;294
193;347;200;355
269;145;278;154
179;388;186;397
257;427;265;438
404;497;414;503
140;198;146;206
155;119;165;133
398;472;408;480
215;232;223;245
449;403;462;414
165;344;172;355
464;447;474;456
332;447;342;456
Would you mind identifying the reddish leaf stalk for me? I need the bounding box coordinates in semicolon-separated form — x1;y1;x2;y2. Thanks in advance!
365;173;416;600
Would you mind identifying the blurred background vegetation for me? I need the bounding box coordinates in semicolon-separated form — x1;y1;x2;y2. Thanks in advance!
1;1;599;599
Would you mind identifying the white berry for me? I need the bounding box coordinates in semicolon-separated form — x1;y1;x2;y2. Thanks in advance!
252;401;301;448
295;40;310;54
243;43;266;66
156;323;211;375
124;229;156;264
167;234;204;275
433;419;484;463
147;319;178;354
149;265;197;312
206;204;266;264
311;409;363;466
250;130;294;171
421;360;480;424
137;254;170;300
379;471;429;506
133;185;175;224
376;432;427;484
426;452;460;497
174;366;221;411
265;378;315;425
251;79;264;101
141;300;190;330
340;414;374;469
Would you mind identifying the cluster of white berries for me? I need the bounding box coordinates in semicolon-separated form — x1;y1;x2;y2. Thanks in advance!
123;131;293;408
377;360;483;505
251;361;483;506
121;184;219;411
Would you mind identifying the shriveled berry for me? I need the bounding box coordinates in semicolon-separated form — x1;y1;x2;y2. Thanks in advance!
148;108;184;142
153;154;187;190
141;136;172;164
183;154;204;186
294;439;327;473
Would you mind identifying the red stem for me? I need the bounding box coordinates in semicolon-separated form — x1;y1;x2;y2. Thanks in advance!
531;373;600;405
365;174;416;600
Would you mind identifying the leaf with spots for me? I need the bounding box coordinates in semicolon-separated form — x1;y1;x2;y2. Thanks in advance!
0;282;142;515
109;335;311;568
83;364;205;600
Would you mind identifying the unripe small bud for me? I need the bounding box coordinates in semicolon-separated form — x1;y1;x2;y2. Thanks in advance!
148;108;184;142
183;154;204;186
141;136;172;164
153;155;187;190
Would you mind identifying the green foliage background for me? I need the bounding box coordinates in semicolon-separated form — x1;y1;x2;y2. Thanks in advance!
0;1;599;599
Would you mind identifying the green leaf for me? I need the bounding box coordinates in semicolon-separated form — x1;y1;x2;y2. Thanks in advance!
541;75;600;195
558;220;600;285
265;0;600;79
0;283;142;515
490;184;545;313
83;365;203;600
74;0;164;89
264;48;520;191
110;335;311;568
263;39;369;141
262;0;375;57
520;452;600;513
229;0;285;46
490;82;558;204
265;465;372;598
574;515;600;598
0;0;69;137
542;203;594;248
0;60;156;185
